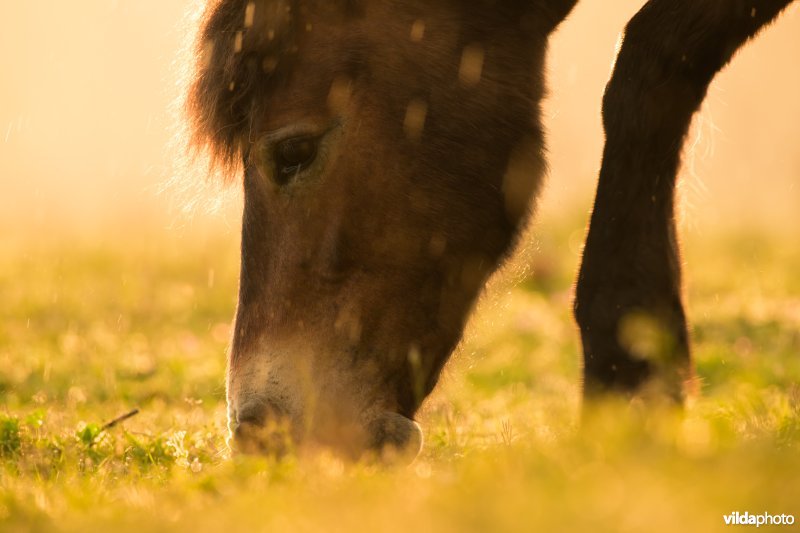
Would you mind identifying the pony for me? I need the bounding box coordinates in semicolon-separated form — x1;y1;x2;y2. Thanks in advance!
186;0;795;459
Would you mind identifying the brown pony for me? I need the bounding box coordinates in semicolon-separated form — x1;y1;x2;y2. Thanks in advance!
186;0;794;459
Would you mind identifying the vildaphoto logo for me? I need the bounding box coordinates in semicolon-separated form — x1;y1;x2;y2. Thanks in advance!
723;512;795;527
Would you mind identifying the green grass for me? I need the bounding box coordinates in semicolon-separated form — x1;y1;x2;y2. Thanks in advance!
0;218;798;532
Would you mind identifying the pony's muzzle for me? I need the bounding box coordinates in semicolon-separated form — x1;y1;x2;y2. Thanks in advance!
230;403;423;462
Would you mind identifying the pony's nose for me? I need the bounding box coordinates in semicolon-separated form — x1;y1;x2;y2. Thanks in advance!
234;399;288;426
230;401;292;456
235;407;263;428
368;412;423;463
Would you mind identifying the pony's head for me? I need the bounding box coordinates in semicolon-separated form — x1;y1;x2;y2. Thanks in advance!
187;0;570;460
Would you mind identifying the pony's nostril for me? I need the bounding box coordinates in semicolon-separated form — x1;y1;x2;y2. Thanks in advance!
230;401;293;456
236;399;284;426
236;411;264;427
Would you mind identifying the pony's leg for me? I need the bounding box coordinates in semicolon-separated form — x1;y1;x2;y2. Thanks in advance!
574;0;794;403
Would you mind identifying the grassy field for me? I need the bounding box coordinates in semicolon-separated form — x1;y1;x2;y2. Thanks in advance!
1;216;798;532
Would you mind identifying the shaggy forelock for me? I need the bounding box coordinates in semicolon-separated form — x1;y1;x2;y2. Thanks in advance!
186;0;300;179
186;0;367;180
185;0;564;180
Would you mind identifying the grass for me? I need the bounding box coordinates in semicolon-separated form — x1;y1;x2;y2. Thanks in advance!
0;216;798;532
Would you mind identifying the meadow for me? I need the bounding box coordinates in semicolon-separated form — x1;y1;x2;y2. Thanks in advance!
0;214;798;533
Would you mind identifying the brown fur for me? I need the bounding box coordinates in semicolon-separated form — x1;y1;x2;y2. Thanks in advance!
185;0;794;458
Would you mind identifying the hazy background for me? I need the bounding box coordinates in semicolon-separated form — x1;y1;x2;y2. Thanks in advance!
1;1;798;241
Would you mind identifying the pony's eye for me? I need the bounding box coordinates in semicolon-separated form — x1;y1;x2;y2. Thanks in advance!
274;136;318;182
